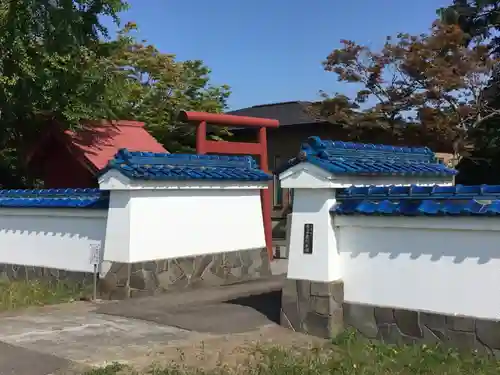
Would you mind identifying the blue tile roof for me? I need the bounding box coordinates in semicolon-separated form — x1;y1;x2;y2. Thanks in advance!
0;189;109;209
103;149;272;182
281;136;457;177
334;184;500;216
337;184;500;199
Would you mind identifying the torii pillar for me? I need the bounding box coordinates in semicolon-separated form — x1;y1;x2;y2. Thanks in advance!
178;110;279;260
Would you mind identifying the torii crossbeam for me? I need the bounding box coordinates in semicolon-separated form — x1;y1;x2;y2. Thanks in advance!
178;110;279;260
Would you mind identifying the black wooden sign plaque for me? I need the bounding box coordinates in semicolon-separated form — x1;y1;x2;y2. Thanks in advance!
303;223;314;254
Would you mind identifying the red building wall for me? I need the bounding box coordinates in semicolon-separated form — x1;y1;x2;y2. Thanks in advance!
30;139;97;189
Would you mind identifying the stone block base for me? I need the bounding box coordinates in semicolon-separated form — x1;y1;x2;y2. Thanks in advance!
281;279;500;353
0;248;271;300
344;304;500;354
281;279;344;338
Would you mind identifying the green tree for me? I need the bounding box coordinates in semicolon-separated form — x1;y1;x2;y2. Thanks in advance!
438;0;500;55
0;2;231;187
0;0;129;186
436;2;500;183
0;0;129;125
438;1;500;119
110;24;231;152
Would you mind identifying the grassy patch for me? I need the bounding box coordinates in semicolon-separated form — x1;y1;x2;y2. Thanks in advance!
83;363;130;375
0;279;90;311
84;331;500;374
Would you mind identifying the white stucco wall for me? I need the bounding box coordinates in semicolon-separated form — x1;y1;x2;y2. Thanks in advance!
336;216;500;320
279;162;454;189
0;208;110;274
280;164;456;282
279;161;500;320
287;188;340;282
102;190;131;264
127;189;265;263
100;170;267;263
281;167;452;283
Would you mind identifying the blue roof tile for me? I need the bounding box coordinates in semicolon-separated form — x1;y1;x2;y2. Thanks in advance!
337;184;500;200
281;136;457;177
0;189;108;209
102;149;272;182
334;184;500;216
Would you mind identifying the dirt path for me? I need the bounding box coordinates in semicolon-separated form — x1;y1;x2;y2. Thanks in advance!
119;324;326;371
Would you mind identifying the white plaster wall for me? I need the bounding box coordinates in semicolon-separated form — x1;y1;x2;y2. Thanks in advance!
336;216;500;320
287;189;341;282
0;208;110;275
102;191;132;263
279;162;454;189
100;169;268;264
126;189;266;263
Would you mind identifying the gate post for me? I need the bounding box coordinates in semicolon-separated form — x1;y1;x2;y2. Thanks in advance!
178;111;279;260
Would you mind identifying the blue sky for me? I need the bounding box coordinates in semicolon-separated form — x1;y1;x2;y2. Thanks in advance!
104;0;452;110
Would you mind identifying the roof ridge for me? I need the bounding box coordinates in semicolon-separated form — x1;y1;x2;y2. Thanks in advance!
0;188;108;209
0;188;103;196
337;184;500;200
278;136;457;177
334;198;500;216
303;136;433;155
102;149;272;182
113;149;259;169
233;101;313;110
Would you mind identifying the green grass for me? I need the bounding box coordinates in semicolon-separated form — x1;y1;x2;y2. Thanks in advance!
0;280;497;375
0;278;90;311
84;331;500;375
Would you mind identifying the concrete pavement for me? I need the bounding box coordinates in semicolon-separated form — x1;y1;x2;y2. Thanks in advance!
96;275;285;333
0;276;288;374
0;341;77;375
0;304;193;373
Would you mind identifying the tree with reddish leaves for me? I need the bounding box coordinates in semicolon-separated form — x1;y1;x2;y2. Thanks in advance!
317;22;499;166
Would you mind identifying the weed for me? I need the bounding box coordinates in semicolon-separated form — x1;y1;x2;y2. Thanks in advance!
0;278;89;311
83;332;500;374
83;363;135;375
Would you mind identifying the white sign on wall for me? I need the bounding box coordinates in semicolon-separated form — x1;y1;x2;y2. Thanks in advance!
89;243;102;265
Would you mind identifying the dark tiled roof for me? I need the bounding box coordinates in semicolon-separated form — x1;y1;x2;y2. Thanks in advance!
0;189;108;208
281;136;457;177
334;184;500;216
227;101;326;127
104;149;272;182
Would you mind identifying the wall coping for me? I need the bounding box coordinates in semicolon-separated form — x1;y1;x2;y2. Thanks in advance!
0;188;108;209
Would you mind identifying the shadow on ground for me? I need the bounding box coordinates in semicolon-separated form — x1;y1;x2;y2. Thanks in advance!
96;277;285;334
151;290;283;334
0;341;85;375
227;290;282;325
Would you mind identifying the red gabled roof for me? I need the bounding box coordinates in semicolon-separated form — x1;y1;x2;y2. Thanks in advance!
26;120;168;173
65;120;168;171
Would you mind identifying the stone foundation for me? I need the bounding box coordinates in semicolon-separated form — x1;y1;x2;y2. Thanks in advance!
280;278;344;338
0;248;271;299
281;279;500;354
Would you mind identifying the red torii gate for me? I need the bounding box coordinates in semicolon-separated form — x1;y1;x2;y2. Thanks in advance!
178;110;279;260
